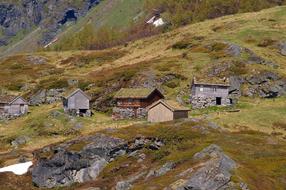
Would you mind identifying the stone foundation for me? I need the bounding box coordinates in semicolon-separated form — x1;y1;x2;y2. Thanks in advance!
0;112;27;120
190;96;231;109
112;107;147;120
64;109;91;117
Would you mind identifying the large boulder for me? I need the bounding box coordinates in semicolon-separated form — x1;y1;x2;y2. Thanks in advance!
174;144;237;190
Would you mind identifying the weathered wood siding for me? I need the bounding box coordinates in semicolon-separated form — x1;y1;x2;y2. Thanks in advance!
4;98;28;115
148;103;173;123
67;91;89;110
173;111;188;120
192;84;229;98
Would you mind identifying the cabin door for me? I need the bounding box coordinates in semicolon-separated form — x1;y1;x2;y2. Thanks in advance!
20;104;25;114
216;97;222;105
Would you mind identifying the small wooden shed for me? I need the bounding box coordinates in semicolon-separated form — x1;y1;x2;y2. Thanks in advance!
147;99;190;123
62;89;91;116
0;95;28;116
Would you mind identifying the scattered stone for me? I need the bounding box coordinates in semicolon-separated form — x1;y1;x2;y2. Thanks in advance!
146;162;176;179
279;42;286;56
225;42;243;57
73;123;84;130
116;172;147;190
11;136;30;148
26;55;48;65
67;79;79;87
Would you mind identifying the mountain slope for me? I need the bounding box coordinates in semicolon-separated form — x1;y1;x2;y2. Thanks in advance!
0;0;145;57
0;6;286;190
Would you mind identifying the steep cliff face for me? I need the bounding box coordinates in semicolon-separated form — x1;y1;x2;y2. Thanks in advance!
0;0;101;47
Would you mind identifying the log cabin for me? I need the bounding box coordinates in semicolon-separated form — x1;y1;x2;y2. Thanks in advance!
113;88;164;119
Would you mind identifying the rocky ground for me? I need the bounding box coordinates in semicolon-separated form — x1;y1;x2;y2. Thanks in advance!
2;119;285;190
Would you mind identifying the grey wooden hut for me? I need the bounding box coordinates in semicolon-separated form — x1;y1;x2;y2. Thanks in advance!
62;89;91;116
190;77;232;109
0;95;28;117
147;99;189;123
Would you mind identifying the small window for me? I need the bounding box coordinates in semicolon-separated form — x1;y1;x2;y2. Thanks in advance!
200;87;204;92
213;87;217;92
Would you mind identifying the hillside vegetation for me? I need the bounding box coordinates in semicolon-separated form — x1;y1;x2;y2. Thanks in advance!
49;0;286;51
0;5;286;190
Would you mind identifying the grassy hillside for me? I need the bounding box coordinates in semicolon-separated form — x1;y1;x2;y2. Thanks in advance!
0;5;285;149
0;6;286;190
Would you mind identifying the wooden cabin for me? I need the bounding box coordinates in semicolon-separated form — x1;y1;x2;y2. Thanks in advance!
147;99;189;123
113;88;164;119
0;95;28;117
62;89;91;116
190;77;232;109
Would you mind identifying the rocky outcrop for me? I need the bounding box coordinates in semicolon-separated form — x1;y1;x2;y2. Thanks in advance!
32;135;164;188
29;88;65;105
146;162;176;179
224;42;278;68
0;0;102;49
244;72;286;98
170;144;238;190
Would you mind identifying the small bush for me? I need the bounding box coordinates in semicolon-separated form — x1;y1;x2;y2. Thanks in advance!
257;38;276;47
172;41;192;49
165;79;180;88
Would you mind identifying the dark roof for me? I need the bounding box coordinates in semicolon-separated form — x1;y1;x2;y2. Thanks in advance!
63;88;91;100
0;95;27;104
114;88;163;99
193;77;230;87
148;99;190;112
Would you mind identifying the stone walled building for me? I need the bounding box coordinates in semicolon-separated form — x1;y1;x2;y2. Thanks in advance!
0;95;28;118
190;77;232;109
113;88;164;119
147;99;189;123
62;89;91;117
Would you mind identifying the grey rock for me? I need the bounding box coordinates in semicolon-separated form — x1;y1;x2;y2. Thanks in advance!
67;79;79;87
29;88;65;105
73;122;84;130
50;110;62;118
176;144;237;190
225;42;243;57
116;181;132;190
26;55;47;65
146;162;176;179
32;134;164;188
279;42;286;56
229;76;243;96
11;136;30;147
0;0;102;54
116;172;146;190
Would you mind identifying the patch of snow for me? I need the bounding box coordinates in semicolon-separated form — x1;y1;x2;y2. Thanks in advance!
0;161;33;175
147;16;156;24
153;18;165;27
44;37;58;49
